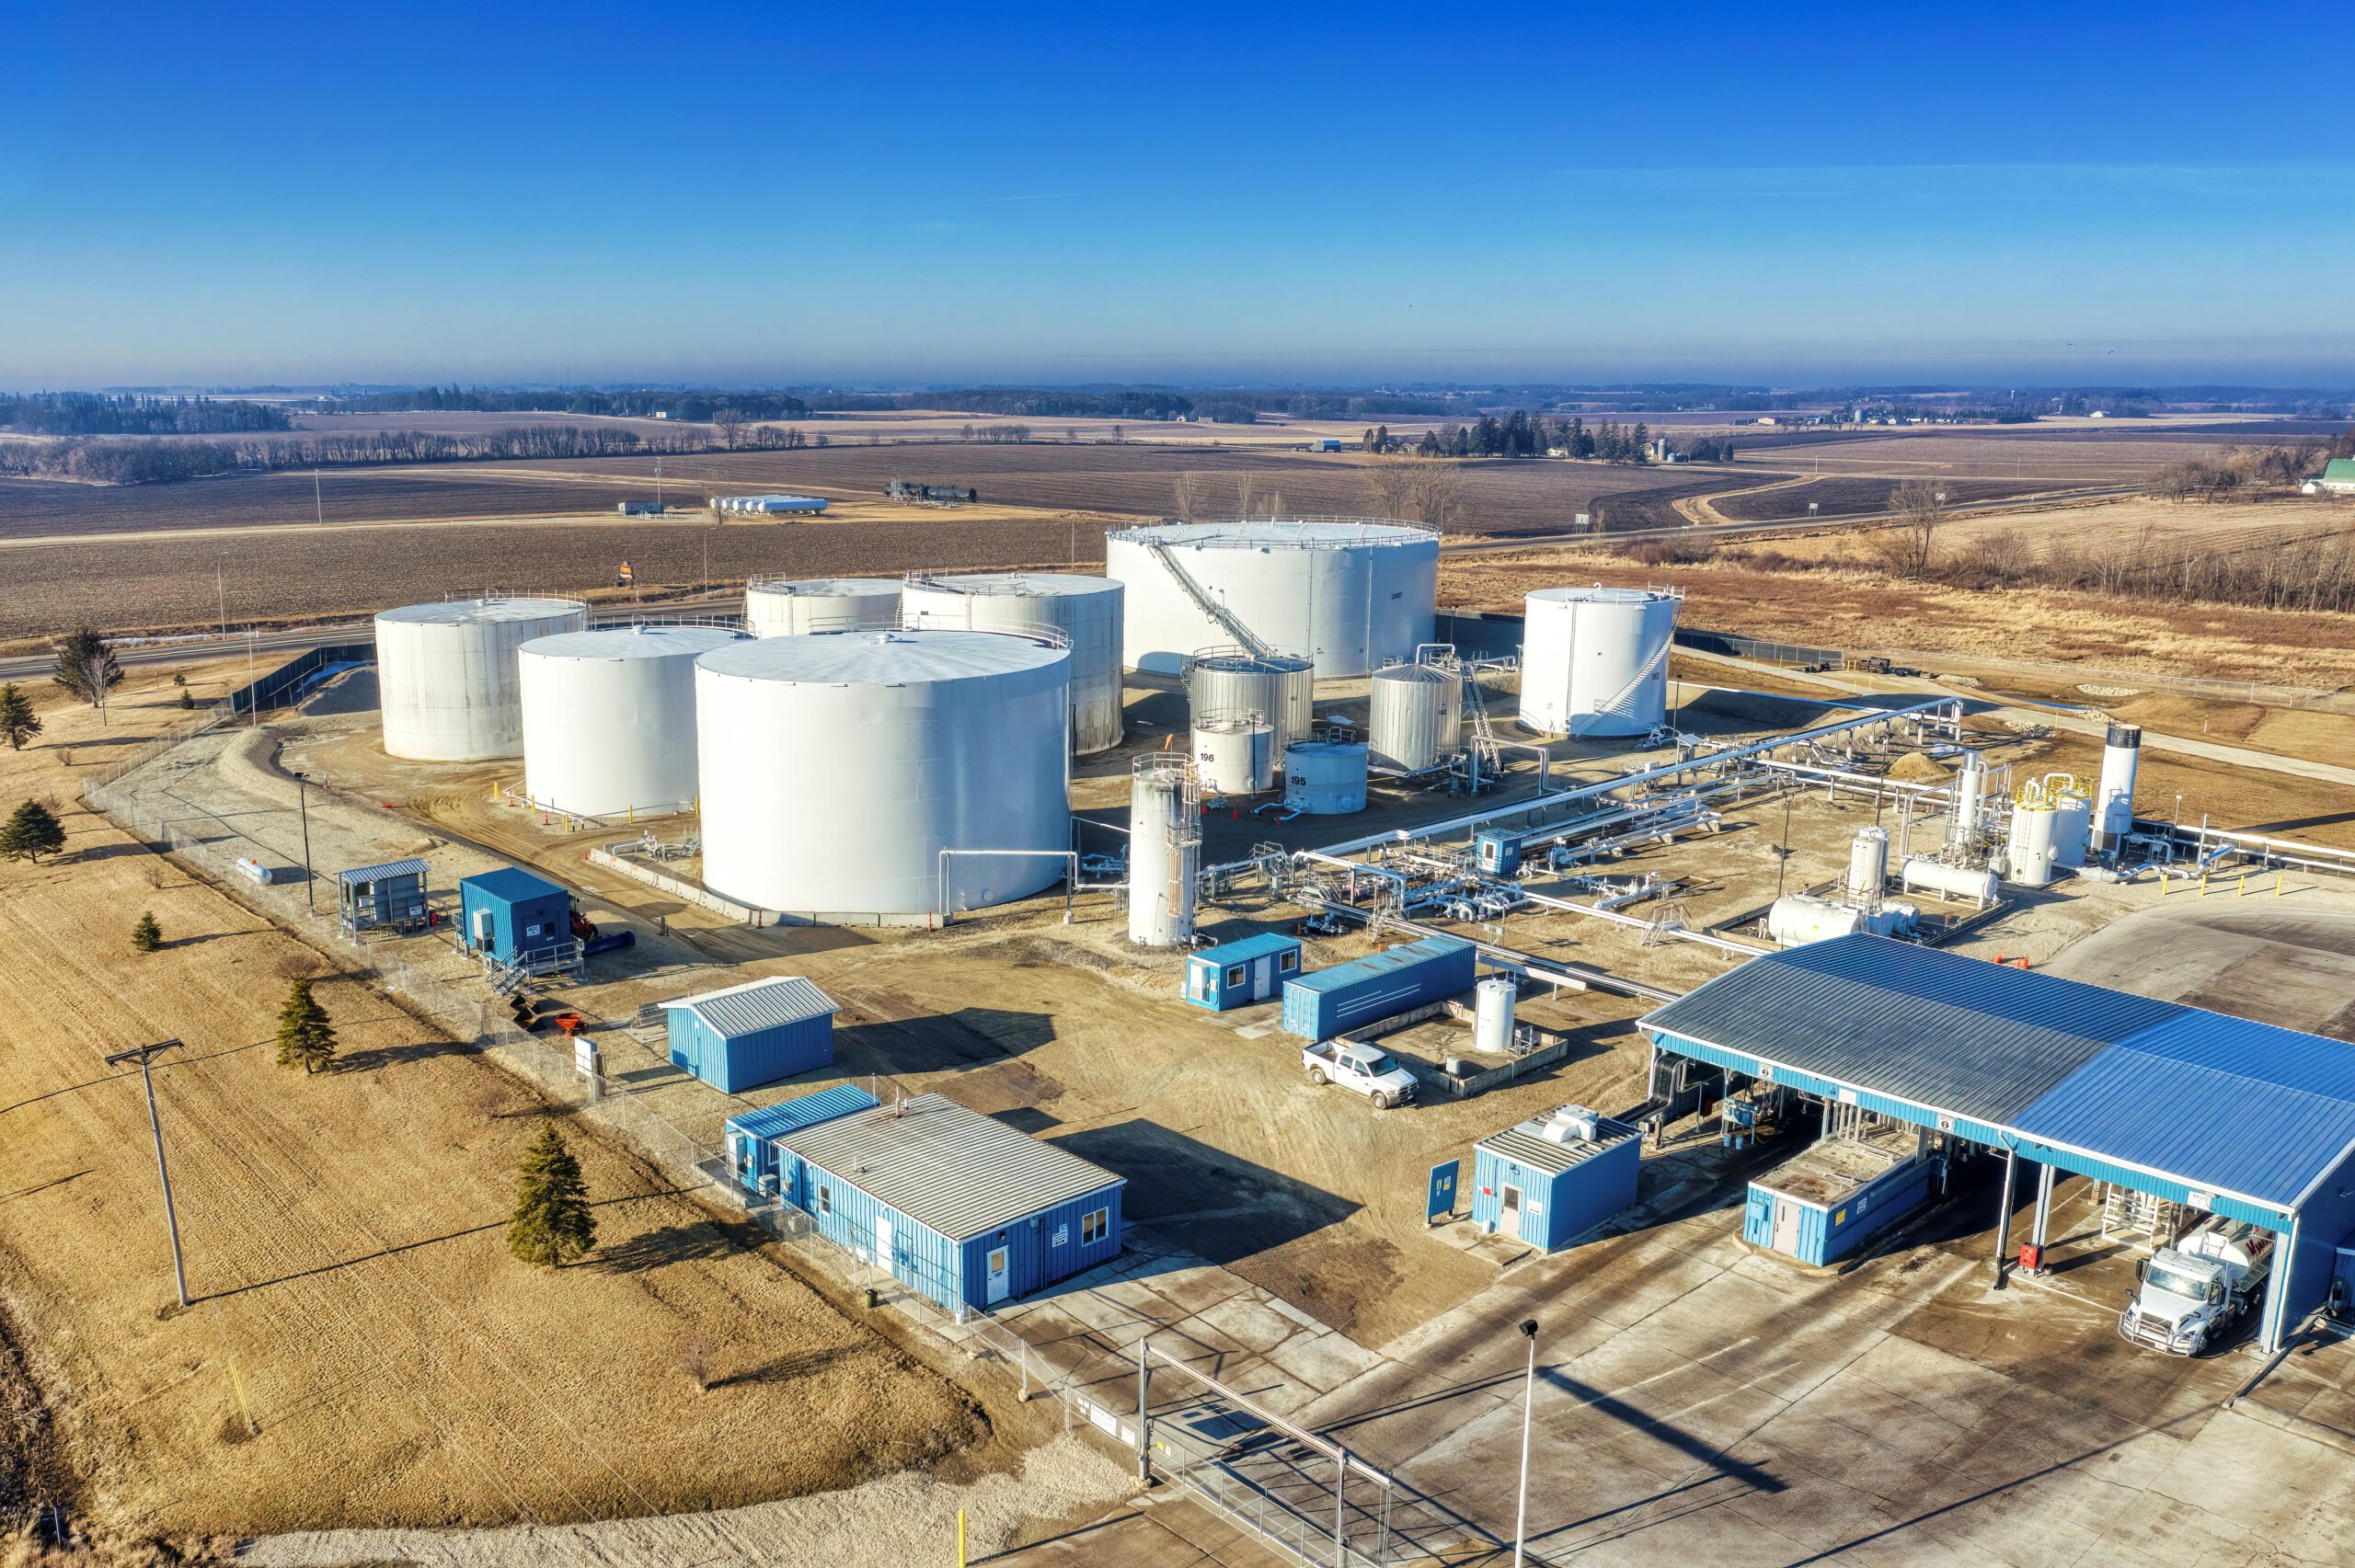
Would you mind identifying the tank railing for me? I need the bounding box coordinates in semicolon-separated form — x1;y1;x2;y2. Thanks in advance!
936;848;1080;927
440;587;590;608
1183;644;1312;674
1115;515;1440;547
584;612;744;633
899;570;1086;598
895;608;1074;651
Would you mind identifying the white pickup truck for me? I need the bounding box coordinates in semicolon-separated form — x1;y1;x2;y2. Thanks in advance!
2118;1218;2274;1356
1303;1041;1418;1110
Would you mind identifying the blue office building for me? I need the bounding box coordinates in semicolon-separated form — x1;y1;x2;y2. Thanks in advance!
662;976;841;1093
1185;933;1303;1011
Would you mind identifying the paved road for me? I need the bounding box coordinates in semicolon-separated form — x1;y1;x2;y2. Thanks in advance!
1437;483;2140;555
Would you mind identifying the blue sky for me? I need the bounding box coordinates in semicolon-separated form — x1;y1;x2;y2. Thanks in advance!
3;2;2349;388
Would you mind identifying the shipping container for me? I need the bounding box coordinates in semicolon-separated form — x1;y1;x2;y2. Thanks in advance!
663;976;840;1093
1185;933;1303;1011
1743;1124;1940;1266
1472;1105;1642;1251
723;1083;879;1196
1281;935;1476;1040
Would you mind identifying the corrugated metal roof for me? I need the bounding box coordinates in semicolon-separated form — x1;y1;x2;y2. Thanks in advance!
725;1084;879;1143
461;866;566;903
663;976;839;1037
1287;936;1472;997
775;1092;1124;1242
1479;1111;1642;1176
1193;933;1301;966
338;858;428;885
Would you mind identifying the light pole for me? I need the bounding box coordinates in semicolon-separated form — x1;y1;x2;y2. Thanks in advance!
291;771;316;912
106;1039;190;1309
1513;1317;1538;1568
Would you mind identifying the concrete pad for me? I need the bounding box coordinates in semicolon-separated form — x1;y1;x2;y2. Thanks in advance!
2065;1493;2260;1568
2146;1407;2355;1540
1258;1330;1384;1400
1188;1291;1302;1357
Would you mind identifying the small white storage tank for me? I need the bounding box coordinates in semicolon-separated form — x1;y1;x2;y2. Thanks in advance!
1768;894;1917;947
899;573;1125;754
519;624;739;818
1108;519;1440;678
695;630;1072;920
376;596;588;761
1369;662;1463;773
743;577;902;638
1846;827;1889;902
2052;792;2093;869
2093;723;2142;853
1186;649;1315;748
1193;712;1276;795
1519;587;1682;738
2007;802;2059;887
1901;858;2000;907
1281;738;1369;815
1128;754;1200;947
1474;977;1518;1055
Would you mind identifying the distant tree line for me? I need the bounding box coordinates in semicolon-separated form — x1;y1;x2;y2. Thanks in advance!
318;385;810;421
0;424;785;486
917;388;1200;421
0;393;293;435
1282;392;1465;418
2149;442;2327;501
1411;413;1662;463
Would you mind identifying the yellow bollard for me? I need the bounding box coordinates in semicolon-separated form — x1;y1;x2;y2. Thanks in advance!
2237;873;2246;898
2277;871;2285;898
957;1507;966;1568
2200;872;2208;897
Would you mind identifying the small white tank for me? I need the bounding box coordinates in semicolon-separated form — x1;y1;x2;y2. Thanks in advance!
1187;648;1315;748
1368;662;1463;773
1952;752;1987;841
2052;792;2093;868
1282;739;1369;815
743;577;902;637
1128;754;1200;946
2007;805;2058;887
1769;894;1919;946
1474;977;1518;1055
1192;712;1275;795
1846;827;1890;903
1901;858;2000;907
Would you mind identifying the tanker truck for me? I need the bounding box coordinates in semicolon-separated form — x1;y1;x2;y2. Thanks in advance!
2117;1217;2274;1356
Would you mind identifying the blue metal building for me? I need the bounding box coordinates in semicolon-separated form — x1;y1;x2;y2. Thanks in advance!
661;976;841;1093
722;1084;879;1196
338;857;429;934
457;867;571;965
1282;935;1476;1041
1186;933;1303;1011
1472;1105;1642;1251
774;1093;1125;1314
1641;934;2355;1350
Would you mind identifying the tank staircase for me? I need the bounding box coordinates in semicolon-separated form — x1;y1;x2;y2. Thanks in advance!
1141;537;1275;658
1457;661;1506;780
1569;635;1673;739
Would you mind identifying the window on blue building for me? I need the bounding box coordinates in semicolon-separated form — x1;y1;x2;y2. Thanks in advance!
1082;1207;1109;1244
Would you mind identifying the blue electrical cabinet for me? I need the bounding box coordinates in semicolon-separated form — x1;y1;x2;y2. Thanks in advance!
1475;829;1522;876
457;867;571;964
1185;933;1304;1011
1472;1106;1642;1252
1281;936;1476;1040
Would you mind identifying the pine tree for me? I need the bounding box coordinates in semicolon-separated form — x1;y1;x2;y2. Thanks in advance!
51;628;122;707
0;799;65;862
178;689;194;710
508;1125;596;1266
274;977;338;1073
0;684;40;750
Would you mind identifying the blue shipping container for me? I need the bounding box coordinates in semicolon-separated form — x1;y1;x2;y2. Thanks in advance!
457;867;570;964
723;1084;879;1196
663;976;840;1093
1471;1106;1642;1252
1186;933;1304;1011
1743;1135;1939;1266
1282;935;1476;1040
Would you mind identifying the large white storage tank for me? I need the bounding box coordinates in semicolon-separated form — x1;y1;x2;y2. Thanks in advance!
1108;519;1440;678
1185;649;1315;748
1368;662;1463;772
898;573;1125;754
376;596;588;761
743;577;902;638
1519;587;1681;738
695;630;1072;920
518;625;739;817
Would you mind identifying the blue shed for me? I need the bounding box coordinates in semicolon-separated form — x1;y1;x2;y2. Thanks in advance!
1472;1104;1643;1252
338;857;429;934
661;976;841;1093
1475;829;1522;876
1743;1125;1940;1266
1281;935;1476;1041
1186;933;1303;1011
457;867;572;966
775;1092;1125;1315
723;1083;879;1196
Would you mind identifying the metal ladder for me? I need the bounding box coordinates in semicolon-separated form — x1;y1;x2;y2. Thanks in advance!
1457;660;1505;778
1143;538;1273;658
1570;635;1673;738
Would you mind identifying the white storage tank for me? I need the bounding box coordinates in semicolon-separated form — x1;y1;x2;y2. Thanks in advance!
1474;977;1518;1055
1281;738;1369;815
1901;858;2000;907
743;577;902;638
1186;649;1315;748
2007;802;2059;887
1767;894;1918;947
1369;662;1463;773
1519;587;1682;738
899;573;1125;754
1846;827;1890;903
695;630;1072;920
2093;723;2142;854
1193;712;1276;795
1128;754;1200;947
2052;792;2093;869
518;624;740;818
1108;519;1440;678
376;596;588;761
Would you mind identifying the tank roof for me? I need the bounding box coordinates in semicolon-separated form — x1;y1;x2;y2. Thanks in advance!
1526;585;1680;605
377;596;585;625
902;571;1120;598
1109;519;1437;548
520;625;741;660
745;577;902;598
1373;661;1460;684
696;628;1067;685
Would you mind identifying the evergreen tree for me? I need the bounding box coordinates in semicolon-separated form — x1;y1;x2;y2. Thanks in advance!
508;1125;597;1266
0;799;65;862
178;689;194;710
274;977;338;1073
51;628;122;707
0;683;40;751
131;911;162;953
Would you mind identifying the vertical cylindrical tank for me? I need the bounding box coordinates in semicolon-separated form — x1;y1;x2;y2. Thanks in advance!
2007;802;2058;887
898;573;1125;754
1186;649;1315;748
694;630;1072;918
1952;751;1986;841
1192;711;1276;795
742;577;902;638
1846;827;1889;903
518;624;741;816
1281;739;1369;815
2094;722;2142;853
1519;587;1682;738
1368;662;1464;773
1474;977;1518;1056
375;596;588;761
2051;790;2093;869
1107;519;1441;678
1127;754;1200;946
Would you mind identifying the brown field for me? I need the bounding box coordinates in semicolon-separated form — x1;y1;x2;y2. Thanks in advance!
1729;429;2270;484
1708;474;2063;521
1734;495;2355;564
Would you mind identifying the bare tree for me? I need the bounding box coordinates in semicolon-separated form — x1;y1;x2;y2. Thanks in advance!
1170;470;1203;522
1361;458;1416;521
713;407;744;451
1402;460;1465;531
1877;478;1947;578
1235;473;1258;519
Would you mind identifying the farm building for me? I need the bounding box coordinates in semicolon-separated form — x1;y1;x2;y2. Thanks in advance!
1472;1105;1643;1252
1281;935;1476;1041
661;976;841;1093
2318;458;2355;496
1641;934;2355;1351
722;1084;879;1197
337;858;429;935
1185;933;1303;1011
457;867;571;967
773;1093;1125;1314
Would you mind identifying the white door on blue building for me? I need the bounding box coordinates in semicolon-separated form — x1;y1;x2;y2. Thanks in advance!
1252;956;1273;998
985;1246;1010;1303
875;1216;894;1273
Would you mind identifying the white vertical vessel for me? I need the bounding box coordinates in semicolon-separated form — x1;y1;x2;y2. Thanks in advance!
1128;754;1201;946
898;573;1126;754
1369;662;1463;772
518;624;740;817
1519;587;1681;738
376;596;588;761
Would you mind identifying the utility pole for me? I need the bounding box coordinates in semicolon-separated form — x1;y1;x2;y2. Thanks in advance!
314;468;324;527
654;456;663;509
1513;1317;1538;1568
291;771;316;912
107;1039;190;1309
216;559;227;637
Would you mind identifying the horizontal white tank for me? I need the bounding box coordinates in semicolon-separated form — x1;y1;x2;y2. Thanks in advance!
1768;894;1918;947
1281;739;1369;815
518;625;740;817
695;631;1072;919
1187;649;1315;748
899;573;1125;754
1901;857;2000;906
1193;712;1276;795
1108;519;1440;678
743;577;902;638
1519;587;1681;738
1369;662;1463;773
376;596;588;761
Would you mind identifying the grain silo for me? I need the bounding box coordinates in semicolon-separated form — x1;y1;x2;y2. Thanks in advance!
1519;587;1682;738
375;596;588;761
1185;649;1315;748
695;630;1072;920
1107;519;1440;677
518;624;740;818
898;573;1125;754
1368;662;1463;773
743;577;902;638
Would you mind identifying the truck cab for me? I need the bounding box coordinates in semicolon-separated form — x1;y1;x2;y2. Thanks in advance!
2119;1219;2273;1356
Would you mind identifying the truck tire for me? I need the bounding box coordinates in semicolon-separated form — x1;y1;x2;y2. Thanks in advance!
1309;1068;1327;1087
1372;1092;1393;1111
